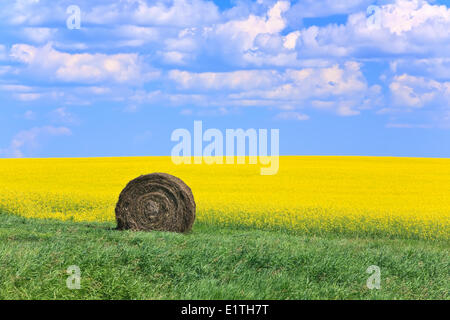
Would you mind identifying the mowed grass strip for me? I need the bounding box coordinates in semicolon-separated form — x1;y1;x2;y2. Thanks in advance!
0;212;448;300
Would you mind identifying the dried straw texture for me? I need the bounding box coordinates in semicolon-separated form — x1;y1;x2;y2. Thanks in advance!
115;173;195;232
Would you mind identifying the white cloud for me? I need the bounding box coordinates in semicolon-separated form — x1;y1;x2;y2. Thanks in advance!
162;51;190;65
0;82;125;104
294;0;450;58
215;0;290;51
283;31;300;50
166;30;199;51
390;58;450;80
165;61;380;116
336;102;361;116
23;27;57;43
389;74;450;108
9;43;160;84
204;1;293;66
0;0;449;127
14;92;42;101
0;84;34;92
380;0;450;35
168;69;281;91
1;0;57;26
114;25;160;46
2;0;220;27
3;0;450;64
81;0;220;27
87;86;111;95
146;0;442;69
132;0;220;27
0;126;71;158
228;62;370;101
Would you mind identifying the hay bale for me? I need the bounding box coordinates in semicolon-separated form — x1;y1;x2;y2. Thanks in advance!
115;173;196;233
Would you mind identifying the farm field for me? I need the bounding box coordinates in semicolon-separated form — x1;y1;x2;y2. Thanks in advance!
0;156;449;299
0;156;449;240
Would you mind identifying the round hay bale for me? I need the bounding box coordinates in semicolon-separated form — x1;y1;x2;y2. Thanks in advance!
115;173;195;233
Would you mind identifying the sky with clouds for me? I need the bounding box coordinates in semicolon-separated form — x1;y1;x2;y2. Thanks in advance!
1;0;450;158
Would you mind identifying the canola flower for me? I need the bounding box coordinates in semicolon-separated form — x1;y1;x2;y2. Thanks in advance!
0;156;448;240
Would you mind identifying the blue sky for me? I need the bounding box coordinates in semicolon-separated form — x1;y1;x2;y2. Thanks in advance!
1;0;450;158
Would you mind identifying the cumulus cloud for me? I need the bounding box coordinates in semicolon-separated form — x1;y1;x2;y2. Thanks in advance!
0;83;44;101
112;25;161;47
1;0;450;128
4;1;450;63
383;73;450;128
0;126;71;158
214;1;290;51
168;69;281;91
379;0;450;35
82;0;221;27
294;0;450;59
163;61;382;116
9;43;160;84
389;74;450;108
130;0;220;27
390;58;450;80
1;0;220;27
22;27;57;43
148;0;450;69
0;0;61;26
283;31;300;50
7;0;448;68
200;1;307;67
170;62;368;96
223;62;380;115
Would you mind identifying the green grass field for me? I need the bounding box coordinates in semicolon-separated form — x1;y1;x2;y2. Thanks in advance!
0;212;448;300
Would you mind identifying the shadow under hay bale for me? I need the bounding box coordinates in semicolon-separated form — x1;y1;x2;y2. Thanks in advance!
115;173;196;233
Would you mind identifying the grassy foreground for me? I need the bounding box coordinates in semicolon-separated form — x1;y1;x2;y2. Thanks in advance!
0;212;448;300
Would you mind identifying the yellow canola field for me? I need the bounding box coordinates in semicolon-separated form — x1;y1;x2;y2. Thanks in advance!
0;156;449;240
